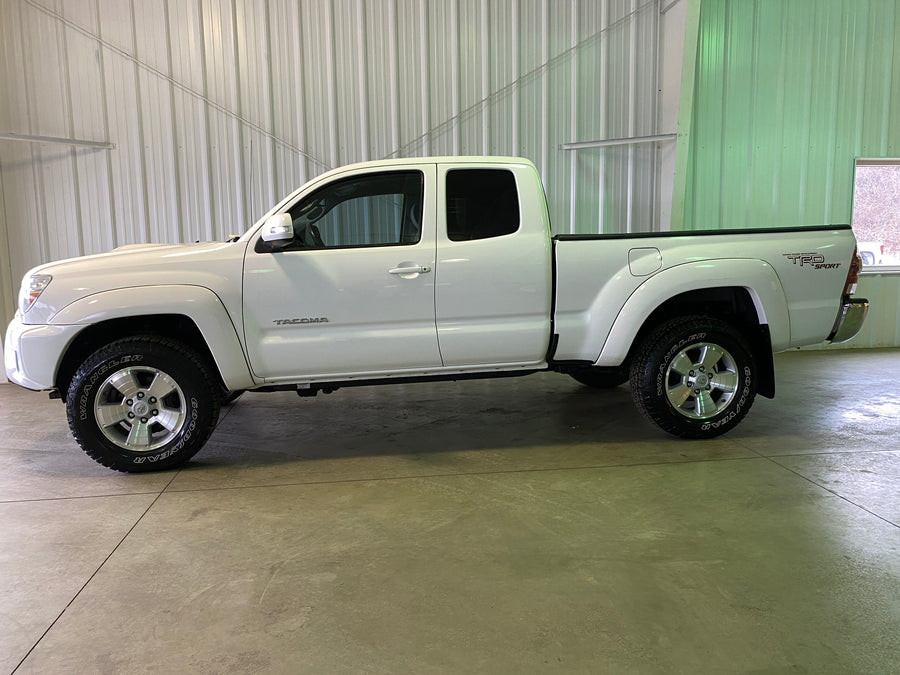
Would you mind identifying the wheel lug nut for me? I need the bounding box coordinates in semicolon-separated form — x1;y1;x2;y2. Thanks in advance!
126;399;133;406
128;412;135;419
149;397;156;404
141;417;148;423
693;389;700;395
137;392;145;399
689;370;695;377
151;410;158;416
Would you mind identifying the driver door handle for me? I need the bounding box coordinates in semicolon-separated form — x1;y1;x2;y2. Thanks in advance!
388;265;431;275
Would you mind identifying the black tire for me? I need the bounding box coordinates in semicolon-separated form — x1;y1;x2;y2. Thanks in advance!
222;389;245;404
629;316;757;439
569;367;629;389
66;336;221;472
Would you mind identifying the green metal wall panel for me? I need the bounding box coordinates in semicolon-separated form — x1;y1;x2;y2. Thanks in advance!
680;0;900;231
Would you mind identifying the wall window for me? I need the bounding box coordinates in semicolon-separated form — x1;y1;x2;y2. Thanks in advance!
446;169;520;241
280;171;423;251
852;159;900;268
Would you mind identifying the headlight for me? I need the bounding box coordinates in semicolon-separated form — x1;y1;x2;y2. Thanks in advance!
18;274;52;314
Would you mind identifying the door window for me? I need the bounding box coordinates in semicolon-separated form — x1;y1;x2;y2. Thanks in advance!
266;170;424;252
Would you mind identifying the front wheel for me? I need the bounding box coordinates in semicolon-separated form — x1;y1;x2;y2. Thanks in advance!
66;337;221;472
630;316;757;439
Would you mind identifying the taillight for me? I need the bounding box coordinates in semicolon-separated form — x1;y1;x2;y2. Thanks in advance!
843;247;861;296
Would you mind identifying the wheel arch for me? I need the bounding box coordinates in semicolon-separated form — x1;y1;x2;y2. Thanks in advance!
56;315;212;398
603;284;778;399
50;286;256;398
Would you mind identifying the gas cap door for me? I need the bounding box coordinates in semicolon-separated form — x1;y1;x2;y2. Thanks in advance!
628;247;662;276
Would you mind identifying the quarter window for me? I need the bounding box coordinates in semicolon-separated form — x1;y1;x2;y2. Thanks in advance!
446;169;520;241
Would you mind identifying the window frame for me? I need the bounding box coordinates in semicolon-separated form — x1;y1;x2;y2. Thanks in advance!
255;169;425;253
851;158;900;274
445;167;521;242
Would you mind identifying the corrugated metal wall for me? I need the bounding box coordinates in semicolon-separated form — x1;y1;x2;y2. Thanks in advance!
679;0;900;231
0;0;676;346
676;0;900;348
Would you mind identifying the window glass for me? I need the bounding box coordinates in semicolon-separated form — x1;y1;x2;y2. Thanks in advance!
446;169;520;241
281;170;423;250
852;159;900;267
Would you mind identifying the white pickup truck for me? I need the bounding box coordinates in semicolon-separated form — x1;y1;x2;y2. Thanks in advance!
5;156;867;472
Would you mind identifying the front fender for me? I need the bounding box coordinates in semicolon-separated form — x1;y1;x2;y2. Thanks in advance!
595;260;791;366
50;285;255;390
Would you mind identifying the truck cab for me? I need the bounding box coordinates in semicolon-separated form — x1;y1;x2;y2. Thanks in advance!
242;157;552;383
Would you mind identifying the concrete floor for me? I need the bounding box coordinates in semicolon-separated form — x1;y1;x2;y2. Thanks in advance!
0;349;898;674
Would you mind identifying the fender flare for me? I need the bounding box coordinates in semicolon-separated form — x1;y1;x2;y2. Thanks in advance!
50;285;256;390
595;259;790;366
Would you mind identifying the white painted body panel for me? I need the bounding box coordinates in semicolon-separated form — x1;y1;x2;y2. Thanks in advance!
553;228;855;364
4;156;860;395
433;160;552;367
6;242;254;390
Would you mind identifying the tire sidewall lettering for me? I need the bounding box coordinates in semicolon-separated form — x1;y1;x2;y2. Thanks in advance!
78;354;145;422
133;397;199;464
701;365;753;431
656;332;707;396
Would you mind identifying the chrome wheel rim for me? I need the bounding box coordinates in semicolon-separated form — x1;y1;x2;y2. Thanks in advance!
665;342;740;420
93;367;187;451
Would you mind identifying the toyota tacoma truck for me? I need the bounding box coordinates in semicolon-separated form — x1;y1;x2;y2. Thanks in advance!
4;156;868;472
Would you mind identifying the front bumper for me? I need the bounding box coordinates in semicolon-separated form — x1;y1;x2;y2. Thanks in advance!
827;298;869;344
4;314;81;390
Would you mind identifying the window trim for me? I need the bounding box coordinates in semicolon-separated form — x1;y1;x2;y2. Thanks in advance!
255;169;425;253
445;167;521;242
852;158;900;275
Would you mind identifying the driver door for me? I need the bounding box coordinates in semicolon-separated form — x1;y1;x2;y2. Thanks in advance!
242;166;441;381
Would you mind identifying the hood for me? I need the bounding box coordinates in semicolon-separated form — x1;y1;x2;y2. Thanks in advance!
21;240;247;324
31;241;228;277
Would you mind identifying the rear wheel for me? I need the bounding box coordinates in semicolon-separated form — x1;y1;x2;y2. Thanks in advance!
66;336;220;472
630;316;757;438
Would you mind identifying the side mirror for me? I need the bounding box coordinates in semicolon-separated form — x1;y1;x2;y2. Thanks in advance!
261;213;293;243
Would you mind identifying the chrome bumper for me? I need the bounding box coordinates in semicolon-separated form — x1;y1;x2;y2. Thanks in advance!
827;298;868;344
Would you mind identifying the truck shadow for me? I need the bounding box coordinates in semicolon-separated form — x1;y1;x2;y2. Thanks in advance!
192;373;709;470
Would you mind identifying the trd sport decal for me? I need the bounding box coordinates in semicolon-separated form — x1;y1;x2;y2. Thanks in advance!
782;253;842;270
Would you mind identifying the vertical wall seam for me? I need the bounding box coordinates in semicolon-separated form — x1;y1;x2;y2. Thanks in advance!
419;0;430;156
568;0;578;234
57;0;85;257
388;0;400;156
197;0;215;241
163;0;183;243
481;0;490;152
450;0;460;155
540;0;549;181
356;0;370;161
94;0;118;249
626;0;638;233
230;0;247;228
326;1;339;166
129;1;151;243
18;1;50;262
511;0;519;154
264;0;277;204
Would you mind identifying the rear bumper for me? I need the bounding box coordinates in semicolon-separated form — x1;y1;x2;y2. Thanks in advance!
827;298;868;344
